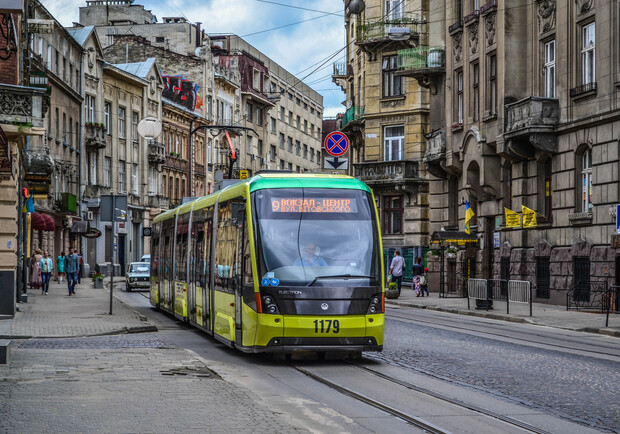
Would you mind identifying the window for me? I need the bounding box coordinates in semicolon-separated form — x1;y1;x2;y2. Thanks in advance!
257;139;263;158
88;152;97;185
104;157;111;187
132;111;139;143
581;148;593;212
382;196;403;235
280;160;285;170
207;96;213;119
246;135;253;154
384;125;404;161
310;123;315;136
148;167;157;195
304;120;308;133
257;107;263;126
118;161;126;193
382;55;403;97
455;0;463;21
132;164;139;195
252;68;260;90
287;136;293;152
55;107;59;138
280;106;285;121
544;40;556;98
472;63;479;121
310;148;315;162
279;133;285;149
538;158;553;220
246;102;253;122
536;257;551;299
289;110;293;124
288;162;293;170
104;102;111;134
385;0;404;19
62;113;66;144
270;117;276;133
270;145;276;162
581;22;595;85
488;54;497;115
118;107;126;139
156;36;164;43
455;69;463;124
296;97;301;106
503;163;513;211
295;140;300;156
85;95;95;123
448;176;459;227
296;115;301;129
68;118;73;146
303;144;308;158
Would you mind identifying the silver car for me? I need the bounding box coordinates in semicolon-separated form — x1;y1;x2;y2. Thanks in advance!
126;262;150;291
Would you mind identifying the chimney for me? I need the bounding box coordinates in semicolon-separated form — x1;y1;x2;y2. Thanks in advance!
195;22;202;47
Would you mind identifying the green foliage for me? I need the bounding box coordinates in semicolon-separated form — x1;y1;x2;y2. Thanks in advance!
91;273;105;281
388;282;397;290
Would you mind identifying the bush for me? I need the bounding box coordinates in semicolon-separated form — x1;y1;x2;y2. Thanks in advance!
91;273;105;282
388;282;397;290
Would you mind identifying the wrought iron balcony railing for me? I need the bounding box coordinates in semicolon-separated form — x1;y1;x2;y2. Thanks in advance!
333;61;347;76
398;47;445;72
356;17;420;43
341;105;364;129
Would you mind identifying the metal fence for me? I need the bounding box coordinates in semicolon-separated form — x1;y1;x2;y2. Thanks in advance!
467;278;532;316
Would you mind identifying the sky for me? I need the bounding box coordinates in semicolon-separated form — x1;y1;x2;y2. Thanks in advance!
44;0;347;117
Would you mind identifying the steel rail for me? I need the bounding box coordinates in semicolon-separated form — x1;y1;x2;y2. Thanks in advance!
350;360;552;434
291;364;449;434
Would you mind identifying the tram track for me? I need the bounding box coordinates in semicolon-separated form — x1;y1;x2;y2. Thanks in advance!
290;360;551;434
387;310;620;358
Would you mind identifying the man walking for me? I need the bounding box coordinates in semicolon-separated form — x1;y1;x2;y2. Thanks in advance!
65;247;79;296
389;250;406;296
39;251;53;295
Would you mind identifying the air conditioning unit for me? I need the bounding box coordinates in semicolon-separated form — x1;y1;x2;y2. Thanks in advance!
86;211;94;221
260;157;266;165
251;154;257;160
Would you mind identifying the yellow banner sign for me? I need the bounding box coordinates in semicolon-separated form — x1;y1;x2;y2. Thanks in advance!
504;207;521;228
522;205;537;228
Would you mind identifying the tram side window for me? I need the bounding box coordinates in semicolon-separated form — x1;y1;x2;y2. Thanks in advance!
191;208;205;287
203;207;214;287
215;200;242;291
176;213;189;281
163;219;174;281
151;224;160;279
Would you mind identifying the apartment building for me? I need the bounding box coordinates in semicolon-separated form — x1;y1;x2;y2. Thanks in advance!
421;0;620;304
334;0;429;277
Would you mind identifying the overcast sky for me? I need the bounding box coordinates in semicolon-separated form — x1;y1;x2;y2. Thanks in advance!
44;0;347;117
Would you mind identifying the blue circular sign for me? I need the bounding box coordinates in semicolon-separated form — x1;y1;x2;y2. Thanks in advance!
270;278;280;287
324;131;350;157
261;278;271;286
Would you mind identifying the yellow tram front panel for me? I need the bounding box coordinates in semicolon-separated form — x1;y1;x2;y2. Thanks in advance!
212;291;236;342
254;312;284;347
174;281;188;318
283;315;367;338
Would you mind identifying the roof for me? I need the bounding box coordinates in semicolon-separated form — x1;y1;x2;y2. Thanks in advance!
112;58;157;80
67;26;94;47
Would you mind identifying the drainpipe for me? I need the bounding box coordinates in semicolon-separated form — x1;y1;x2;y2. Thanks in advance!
78;49;83;245
188;120;193;197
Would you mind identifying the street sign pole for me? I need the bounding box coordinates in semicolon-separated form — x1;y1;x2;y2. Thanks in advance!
109;195;115;315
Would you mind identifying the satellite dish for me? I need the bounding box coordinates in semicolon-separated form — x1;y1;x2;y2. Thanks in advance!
137;117;162;140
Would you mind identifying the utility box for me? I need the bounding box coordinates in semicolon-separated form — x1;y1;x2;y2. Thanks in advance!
0;271;16;316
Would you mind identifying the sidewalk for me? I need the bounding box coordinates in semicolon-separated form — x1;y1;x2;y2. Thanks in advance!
387;285;620;337
0;278;156;339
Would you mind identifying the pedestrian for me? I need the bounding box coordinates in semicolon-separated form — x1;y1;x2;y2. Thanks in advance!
294;242;328;267
389;250;405;296
30;249;42;289
39;251;53;295
413;256;424;296
65;247;79;296
422;267;430;297
57;251;65;283
76;250;83;284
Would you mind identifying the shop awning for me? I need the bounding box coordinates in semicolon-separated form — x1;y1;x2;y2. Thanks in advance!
70;220;89;234
430;231;479;245
30;212;54;232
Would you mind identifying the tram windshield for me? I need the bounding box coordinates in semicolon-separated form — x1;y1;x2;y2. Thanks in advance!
253;188;381;287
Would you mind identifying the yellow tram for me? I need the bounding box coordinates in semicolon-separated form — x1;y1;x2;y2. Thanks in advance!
150;173;384;354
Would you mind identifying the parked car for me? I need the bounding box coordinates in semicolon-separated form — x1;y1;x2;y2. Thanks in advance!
140;254;151;263
125;262;150;291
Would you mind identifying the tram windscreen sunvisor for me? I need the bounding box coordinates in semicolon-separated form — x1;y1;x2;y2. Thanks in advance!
253;188;381;287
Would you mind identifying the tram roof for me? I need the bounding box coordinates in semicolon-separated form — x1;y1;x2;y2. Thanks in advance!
153;173;371;224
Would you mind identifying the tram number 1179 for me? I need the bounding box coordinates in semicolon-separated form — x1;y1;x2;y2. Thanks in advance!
314;319;340;333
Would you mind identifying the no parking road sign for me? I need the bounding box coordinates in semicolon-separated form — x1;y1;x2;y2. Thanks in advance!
324;131;350;157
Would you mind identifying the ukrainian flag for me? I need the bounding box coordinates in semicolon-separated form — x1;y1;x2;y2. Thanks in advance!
465;200;475;234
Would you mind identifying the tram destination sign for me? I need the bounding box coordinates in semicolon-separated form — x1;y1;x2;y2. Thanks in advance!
271;198;358;213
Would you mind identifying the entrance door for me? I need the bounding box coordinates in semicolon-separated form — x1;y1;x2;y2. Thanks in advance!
118;234;126;276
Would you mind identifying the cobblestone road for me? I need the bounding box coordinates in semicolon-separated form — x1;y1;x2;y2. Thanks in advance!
0;334;305;433
374;318;620;433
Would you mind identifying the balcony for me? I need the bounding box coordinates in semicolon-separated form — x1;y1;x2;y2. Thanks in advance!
85;124;106;149
165;155;188;172
0;83;48;128
332;61;348;77
480;0;497;15
464;10;479;25
423;129;447;178
570;82;597;99
148;142;166;164
448;20;463;34
84;184;112;198
54;192;77;214
397;47;445;81
354;160;420;190
504;97;560;157
195;163;206;177
356;17;420;51
341;105;364;130
147;195;169;210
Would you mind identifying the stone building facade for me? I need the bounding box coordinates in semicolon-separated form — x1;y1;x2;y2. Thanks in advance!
334;0;429;277
420;0;620;304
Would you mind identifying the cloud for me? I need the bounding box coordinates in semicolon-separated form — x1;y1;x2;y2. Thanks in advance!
42;0;346;115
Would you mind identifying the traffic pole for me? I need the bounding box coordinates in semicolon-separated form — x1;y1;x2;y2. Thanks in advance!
109;195;115;315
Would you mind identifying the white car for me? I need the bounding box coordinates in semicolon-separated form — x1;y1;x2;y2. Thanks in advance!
140;254;151;263
125;262;150;291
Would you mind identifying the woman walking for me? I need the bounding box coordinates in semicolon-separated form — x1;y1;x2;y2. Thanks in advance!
30;248;42;289
412;256;424;296
57;251;66;283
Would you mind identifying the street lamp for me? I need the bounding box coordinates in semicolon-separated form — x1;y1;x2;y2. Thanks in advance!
349;0;365;15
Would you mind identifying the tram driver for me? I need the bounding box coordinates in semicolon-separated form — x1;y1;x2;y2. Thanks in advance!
294;242;328;267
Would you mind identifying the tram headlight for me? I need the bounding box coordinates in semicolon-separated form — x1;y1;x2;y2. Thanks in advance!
367;293;383;314
262;295;279;315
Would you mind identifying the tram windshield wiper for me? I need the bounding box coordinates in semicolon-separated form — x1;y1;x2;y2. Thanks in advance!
307;274;372;287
